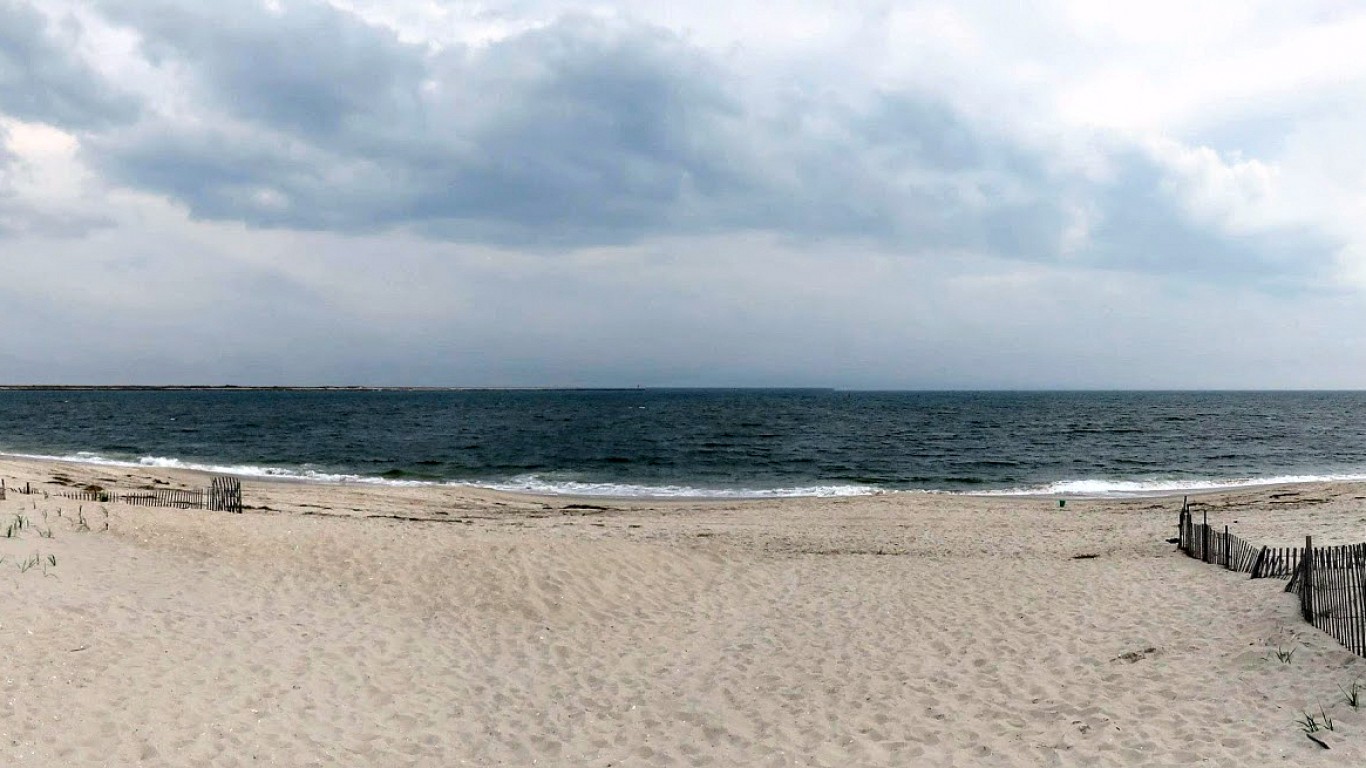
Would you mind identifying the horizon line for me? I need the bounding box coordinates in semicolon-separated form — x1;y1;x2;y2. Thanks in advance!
3;385;1366;393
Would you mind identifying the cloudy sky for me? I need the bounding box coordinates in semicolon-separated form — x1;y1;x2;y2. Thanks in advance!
2;0;1364;387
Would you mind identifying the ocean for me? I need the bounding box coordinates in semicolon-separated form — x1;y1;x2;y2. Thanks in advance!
1;389;1365;498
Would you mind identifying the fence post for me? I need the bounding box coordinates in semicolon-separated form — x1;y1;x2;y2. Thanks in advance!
1358;544;1366;655
1302;535;1315;622
1224;525;1230;569
1202;511;1210;563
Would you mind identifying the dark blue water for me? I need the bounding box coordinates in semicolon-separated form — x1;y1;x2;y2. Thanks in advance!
1;389;1365;497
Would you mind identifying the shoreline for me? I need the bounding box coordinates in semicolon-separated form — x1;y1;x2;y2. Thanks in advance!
5;450;1366;542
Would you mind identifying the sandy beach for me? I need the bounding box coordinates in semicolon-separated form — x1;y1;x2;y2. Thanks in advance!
1;455;1364;766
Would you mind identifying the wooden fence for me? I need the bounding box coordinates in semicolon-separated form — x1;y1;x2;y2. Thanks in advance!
1178;506;1303;579
7;476;242;513
1286;541;1366;655
208;476;243;514
1177;501;1366;657
58;488;205;508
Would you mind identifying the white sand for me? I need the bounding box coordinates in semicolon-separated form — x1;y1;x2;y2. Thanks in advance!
1;456;1364;766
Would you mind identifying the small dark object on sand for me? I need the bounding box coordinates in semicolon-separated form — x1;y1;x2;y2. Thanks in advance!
1072;553;1099;560
1112;646;1157;663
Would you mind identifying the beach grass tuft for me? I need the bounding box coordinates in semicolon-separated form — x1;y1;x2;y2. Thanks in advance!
4;514;28;538
1342;680;1362;709
1296;706;1335;734
1273;645;1296;664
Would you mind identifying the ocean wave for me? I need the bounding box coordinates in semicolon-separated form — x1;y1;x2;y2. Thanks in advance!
974;473;1366;498
472;475;882;499
0;451;882;499
7;449;1366;500
1;451;433;487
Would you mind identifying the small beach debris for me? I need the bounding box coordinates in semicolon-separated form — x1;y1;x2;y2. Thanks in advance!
1112;647;1157;663
1071;553;1099;560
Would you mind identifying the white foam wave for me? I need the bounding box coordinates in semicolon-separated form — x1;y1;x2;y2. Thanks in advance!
974;473;1366;498
0;451;882;499
2;451;433;487
9;449;1366;500
473;475;882;499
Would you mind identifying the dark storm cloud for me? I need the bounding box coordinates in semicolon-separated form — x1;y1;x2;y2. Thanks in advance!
94;0;423;136
86;8;760;244
398;18;754;244
0;0;1325;282
85;2;1072;253
0;0;137;129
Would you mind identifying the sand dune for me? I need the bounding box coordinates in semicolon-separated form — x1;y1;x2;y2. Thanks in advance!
1;456;1364;765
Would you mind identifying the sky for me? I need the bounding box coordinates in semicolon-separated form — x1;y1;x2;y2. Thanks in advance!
1;0;1365;388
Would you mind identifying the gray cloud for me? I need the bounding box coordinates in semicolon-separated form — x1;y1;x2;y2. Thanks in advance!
1082;152;1339;286
86;4;1074;256
0;0;138;129
87;9;756;244
1;0;1363;389
0;0;1331;290
0;126;112;238
0;199;113;238
95;0;423;136
3;234;1360;388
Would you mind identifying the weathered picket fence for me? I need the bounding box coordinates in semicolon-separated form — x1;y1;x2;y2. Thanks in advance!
9;476;243;513
1177;501;1366;657
1178;506;1304;579
207;476;243;514
1285;540;1366;657
58;487;205;508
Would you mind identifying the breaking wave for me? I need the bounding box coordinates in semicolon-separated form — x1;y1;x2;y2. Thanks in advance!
973;474;1366;498
1;451;882;499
